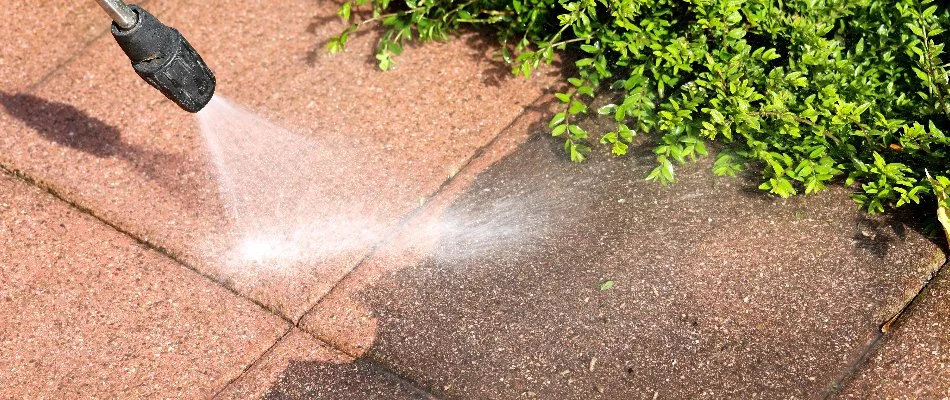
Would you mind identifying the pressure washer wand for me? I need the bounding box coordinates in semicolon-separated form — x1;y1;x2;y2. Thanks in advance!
94;0;216;112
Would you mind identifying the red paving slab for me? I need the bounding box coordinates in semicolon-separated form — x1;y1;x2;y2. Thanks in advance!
838;266;950;399
0;0;106;92
0;0;558;320
300;115;945;398
0;172;288;398
216;329;432;399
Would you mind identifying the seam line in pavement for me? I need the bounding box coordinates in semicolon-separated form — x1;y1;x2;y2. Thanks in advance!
211;325;295;399
24;28;109;94
22;0;153;96
298;327;446;400
0;162;295;325
0;159;444;399
8;0;300;326
819;258;949;399
293;91;551;327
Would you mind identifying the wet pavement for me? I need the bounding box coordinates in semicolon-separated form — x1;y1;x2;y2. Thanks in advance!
301;133;945;399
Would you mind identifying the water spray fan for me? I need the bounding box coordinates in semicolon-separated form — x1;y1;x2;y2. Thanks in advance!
95;0;215;112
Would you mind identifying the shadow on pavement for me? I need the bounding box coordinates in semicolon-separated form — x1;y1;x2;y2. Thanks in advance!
302;8;571;87
851;204;944;259
0;91;203;207
0;91;123;157
259;358;430;400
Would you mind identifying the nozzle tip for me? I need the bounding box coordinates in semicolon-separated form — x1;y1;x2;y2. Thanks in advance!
111;5;215;113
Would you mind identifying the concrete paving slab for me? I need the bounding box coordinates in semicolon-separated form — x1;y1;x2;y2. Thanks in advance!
301;126;945;399
216;328;432;399
837;266;950;399
0;0;106;92
0;0;558;320
0;172;288;398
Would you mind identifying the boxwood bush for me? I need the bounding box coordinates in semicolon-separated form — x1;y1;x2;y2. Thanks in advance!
329;0;950;221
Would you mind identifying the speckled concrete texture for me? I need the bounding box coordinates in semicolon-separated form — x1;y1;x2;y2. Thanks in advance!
0;0;558;320
838;265;950;399
217;329;432;399
0;0;105;92
301;129;945;399
0;172;288;397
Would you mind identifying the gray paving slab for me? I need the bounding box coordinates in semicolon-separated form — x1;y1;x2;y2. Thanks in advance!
838;265;950;399
302;124;945;399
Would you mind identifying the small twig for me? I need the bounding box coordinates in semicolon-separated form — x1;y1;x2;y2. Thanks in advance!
750;110;844;146
354;6;426;27
917;3;950;117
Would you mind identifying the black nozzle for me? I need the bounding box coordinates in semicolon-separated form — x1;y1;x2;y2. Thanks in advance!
111;5;215;113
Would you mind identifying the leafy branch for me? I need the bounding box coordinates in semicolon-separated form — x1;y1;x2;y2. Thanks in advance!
328;0;950;222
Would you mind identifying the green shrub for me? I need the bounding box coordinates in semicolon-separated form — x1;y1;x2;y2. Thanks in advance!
329;0;950;217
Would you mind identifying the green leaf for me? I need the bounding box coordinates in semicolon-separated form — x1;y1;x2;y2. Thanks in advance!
549;112;566;128
338;2;352;20
647;157;676;185
618;124;634;142
801;108;819;122
568;124;588;139
326;37;343;54
612;140;628;155
568;142;589;163
713;153;744;177
580;44;600;53
600;280;615;291
761;48;781;62
597;104;617;115
577;86;595;97
569;100;588;115
376;52;394;71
